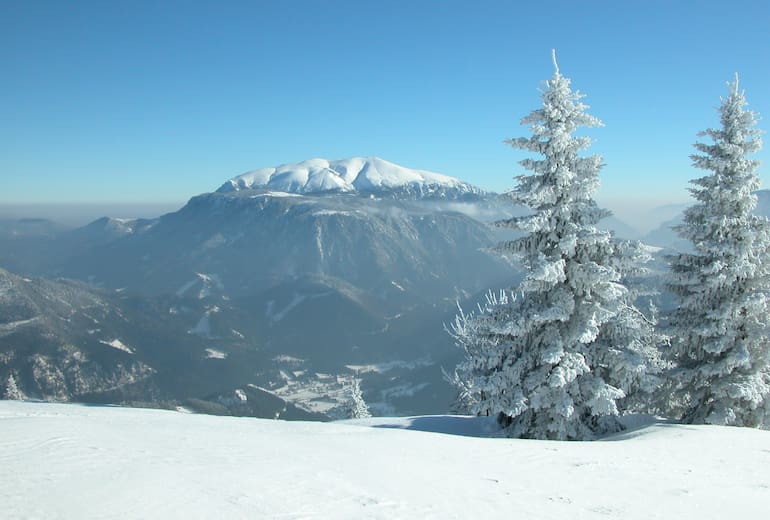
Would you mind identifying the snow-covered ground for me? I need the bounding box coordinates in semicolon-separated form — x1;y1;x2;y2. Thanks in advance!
1;401;768;519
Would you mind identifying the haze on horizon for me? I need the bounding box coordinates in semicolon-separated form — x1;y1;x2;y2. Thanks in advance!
2;1;768;231
0;184;685;234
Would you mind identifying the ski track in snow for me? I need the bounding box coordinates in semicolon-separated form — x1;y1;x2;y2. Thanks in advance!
1;401;769;519
188;313;211;337
176;273;223;299
268;294;307;322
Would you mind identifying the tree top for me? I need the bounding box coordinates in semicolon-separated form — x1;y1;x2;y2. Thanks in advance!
551;49;560;75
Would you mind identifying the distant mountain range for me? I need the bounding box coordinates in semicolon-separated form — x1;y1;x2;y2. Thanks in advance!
0;158;517;417
5;156;766;417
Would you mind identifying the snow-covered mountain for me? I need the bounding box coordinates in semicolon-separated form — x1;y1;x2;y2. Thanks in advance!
43;190;514;415
217;156;485;200
2;401;768;519
0;159;518;416
54;191;511;302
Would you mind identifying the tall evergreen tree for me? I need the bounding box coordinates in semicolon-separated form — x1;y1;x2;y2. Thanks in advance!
667;76;770;428
449;52;663;440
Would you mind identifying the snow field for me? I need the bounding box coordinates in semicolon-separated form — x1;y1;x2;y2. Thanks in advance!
1;401;769;519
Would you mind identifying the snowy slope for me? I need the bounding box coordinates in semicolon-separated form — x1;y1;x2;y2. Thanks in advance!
2;401;769;519
217;157;483;199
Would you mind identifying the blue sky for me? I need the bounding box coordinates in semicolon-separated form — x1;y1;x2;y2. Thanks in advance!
1;0;768;223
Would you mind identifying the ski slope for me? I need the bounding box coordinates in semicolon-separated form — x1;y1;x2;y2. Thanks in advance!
1;401;768;519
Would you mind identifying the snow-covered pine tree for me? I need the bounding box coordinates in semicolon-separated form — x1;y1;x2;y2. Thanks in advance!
666;76;770;428
594;240;668;414
449;51;663;440
447;289;517;417
347;379;371;419
4;374;25;401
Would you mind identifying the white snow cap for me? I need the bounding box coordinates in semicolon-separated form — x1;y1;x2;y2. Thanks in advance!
217;157;477;195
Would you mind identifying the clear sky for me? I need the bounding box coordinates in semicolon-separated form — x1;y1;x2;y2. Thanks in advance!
1;0;769;224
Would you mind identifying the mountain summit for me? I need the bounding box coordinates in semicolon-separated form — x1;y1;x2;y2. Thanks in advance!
217;157;484;200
